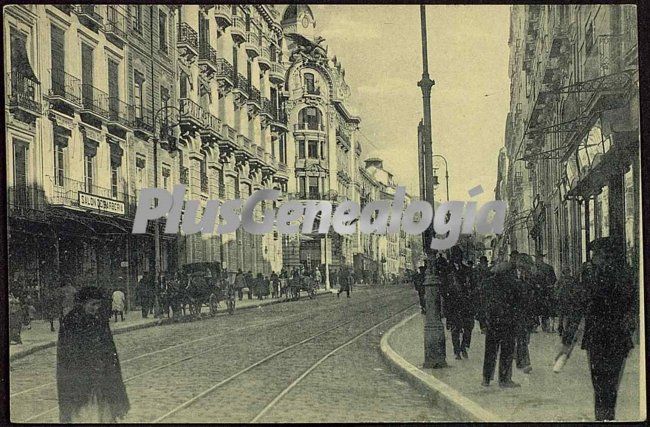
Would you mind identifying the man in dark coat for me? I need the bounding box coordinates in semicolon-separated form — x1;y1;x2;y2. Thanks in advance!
480;260;521;388
414;265;427;314
474;256;492;333
137;272;154;318
57;286;130;422
533;252;557;332
443;246;476;360
513;253;536;373
561;237;637;421
337;268;352;298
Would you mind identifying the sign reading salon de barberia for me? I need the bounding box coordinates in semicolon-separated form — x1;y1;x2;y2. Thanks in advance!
78;192;125;215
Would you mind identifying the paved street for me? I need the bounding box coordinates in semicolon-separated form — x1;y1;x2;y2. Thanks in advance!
10;285;457;423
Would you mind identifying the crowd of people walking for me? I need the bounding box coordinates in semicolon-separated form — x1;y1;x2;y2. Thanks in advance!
411;236;638;421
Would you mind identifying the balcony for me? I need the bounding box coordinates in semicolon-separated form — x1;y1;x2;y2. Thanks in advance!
107;97;134;132
6;72;42;122
46;69;82;112
200;111;222;146
271;106;288;132
246;85;261;115
245;32;260;58
249;144;265;169
295;157;328;171
74;4;103;31
179;98;205;131
80;84;110;121
235;134;253;162
198;44;219;78
215;57;235;93
273;162;289;182
336;130;351;150
258;44;271;71
218;123;238;154
214;5;232;28
177;22;199;64
294;122;326;133
233;73;249;105
260;97;273;127
105;5;128;46
7;186;47;221
133;107;154;137
48;176;132;217
269;62;285;84
231;15;246;43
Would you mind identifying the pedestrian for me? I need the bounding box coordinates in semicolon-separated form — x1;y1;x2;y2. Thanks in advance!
553;267;577;337
59;279;78;321
314;268;322;288
270;271;280;298
337;268;352;298
414;265;427;314
235;269;245;301
444;246;476;360
42;286;63;332
111;288;126;322
514;253;535;374
246;271;253;300
560;237;637;421
56;286;130;423
137;272;153;318
474;256;492;334
533;251;557;332
480;259;521;388
9;292;23;344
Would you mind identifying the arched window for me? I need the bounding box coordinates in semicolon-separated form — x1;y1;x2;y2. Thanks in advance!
304;72;315;93
298;107;322;130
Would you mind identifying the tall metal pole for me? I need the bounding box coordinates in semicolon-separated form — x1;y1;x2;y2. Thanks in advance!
433;154;450;202
418;5;447;369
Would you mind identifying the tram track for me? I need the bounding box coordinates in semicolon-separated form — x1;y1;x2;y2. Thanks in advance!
11;287;413;422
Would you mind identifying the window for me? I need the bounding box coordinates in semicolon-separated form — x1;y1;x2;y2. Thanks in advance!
162;165;171;190
13;140;28;205
298;107;322;130
54;140;65;186
135;155;146;189
159;10;168;53
108;58;119;114
308;177;319;197
50;25;65;95
179;71;189;98
304;73;315;94
84;149;94;192
298;176;306;195
133;5;142;33
111;163;119;199
134;71;144;119
232;45;238;74
298;140;305;159
279;133;286;163
81;43;93;103
307;140;318;158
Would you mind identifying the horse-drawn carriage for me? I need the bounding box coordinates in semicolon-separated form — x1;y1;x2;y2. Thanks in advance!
161;262;234;319
286;274;317;301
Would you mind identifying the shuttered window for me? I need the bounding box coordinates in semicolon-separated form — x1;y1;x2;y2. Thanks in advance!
158;10;167;52
81;43;93;104
13;140;28;205
51;25;65;94
108;59;119;117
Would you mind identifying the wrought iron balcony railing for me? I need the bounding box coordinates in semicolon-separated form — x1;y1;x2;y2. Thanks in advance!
260;97;272;116
81;84;110;118
108;97;134;128
235;73;250;96
7;186;46;214
6;71;42;115
179;98;205;127
272;106;287;123
74;4;103;26
199;44;219;68
134;107;154;133
248;86;261;105
178;22;199;50
49;69;82;106
215;57;235;81
105;5;128;42
294;122;326;132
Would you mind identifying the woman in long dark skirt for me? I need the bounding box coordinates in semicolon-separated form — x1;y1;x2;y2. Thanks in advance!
57;286;130;423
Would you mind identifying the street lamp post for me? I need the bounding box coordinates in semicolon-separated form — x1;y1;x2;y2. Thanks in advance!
418;4;447;369
433;154;450;202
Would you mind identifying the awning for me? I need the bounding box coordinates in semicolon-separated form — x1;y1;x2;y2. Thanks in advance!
10;32;38;83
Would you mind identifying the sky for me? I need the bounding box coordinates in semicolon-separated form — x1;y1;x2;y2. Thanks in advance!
311;5;511;204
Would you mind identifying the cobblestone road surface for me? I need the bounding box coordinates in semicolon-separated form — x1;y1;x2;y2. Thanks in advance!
10;285;458;423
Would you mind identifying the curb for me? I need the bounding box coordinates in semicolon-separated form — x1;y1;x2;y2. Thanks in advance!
9;289;334;362
380;312;502;422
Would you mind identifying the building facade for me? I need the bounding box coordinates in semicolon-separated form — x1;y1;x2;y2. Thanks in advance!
5;4;419;310
495;4;640;277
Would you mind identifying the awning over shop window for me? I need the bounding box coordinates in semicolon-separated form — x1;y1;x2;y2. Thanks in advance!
10;30;38;83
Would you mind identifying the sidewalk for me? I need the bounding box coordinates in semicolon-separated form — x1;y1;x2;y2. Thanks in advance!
9;289;334;362
385;313;643;422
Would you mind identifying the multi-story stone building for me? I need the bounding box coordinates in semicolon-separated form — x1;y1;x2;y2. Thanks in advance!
496;4;639;276
5;4;418;309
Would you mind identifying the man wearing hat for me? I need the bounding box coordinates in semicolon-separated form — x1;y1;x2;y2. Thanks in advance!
533;251;557;333
443;246;476;360
57;286;130;422
561;237;637;421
